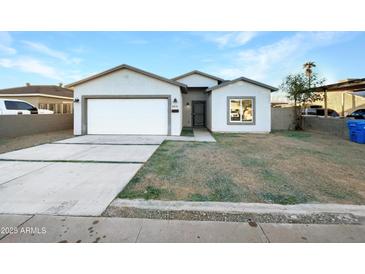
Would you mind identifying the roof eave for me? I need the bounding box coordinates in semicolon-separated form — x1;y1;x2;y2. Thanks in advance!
206;77;278;92
172;70;225;82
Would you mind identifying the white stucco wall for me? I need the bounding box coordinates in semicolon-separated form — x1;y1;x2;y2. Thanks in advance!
73;68;182;135
176;74;218;87
210;81;271;133
182;89;208;127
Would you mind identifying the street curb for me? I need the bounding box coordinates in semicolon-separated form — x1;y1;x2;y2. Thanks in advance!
103;199;365;224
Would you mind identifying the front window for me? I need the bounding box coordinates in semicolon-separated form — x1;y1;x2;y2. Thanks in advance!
228;97;254;124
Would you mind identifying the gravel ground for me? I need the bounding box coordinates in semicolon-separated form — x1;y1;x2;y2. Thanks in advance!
0;129;73;154
103;206;363;225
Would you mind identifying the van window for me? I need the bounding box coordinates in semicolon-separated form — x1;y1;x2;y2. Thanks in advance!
4;101;36;110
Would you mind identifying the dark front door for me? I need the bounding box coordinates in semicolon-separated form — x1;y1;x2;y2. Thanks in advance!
192;101;206;127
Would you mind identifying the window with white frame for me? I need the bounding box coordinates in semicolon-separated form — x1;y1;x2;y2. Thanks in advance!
228;97;255;124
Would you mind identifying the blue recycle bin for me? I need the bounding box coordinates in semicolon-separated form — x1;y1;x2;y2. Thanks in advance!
347;120;365;144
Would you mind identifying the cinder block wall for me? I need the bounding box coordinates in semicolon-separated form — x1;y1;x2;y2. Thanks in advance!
271;107;296;130
303;116;349;139
0;114;73;138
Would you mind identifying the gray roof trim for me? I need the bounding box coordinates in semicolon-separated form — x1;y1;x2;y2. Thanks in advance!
66;64;187;88
172;70;225;82
206;76;278;92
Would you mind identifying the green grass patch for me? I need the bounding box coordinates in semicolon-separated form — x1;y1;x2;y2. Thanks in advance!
118;186;174;200
281;130;311;139
258;168;313;204
119;186;169;200
203;172;248;202
241;156;267;167
188;173;248;202
258;192;307;205
188;193;210;201
138;141;185;179
0;138;9;146
180;127;194;137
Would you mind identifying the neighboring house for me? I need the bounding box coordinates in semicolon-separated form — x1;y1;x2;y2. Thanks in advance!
271;101;294;108
66;64;278;136
312;79;365;117
0;84;74;114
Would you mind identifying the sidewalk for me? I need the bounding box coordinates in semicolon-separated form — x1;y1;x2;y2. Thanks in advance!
1;214;364;243
166;128;216;142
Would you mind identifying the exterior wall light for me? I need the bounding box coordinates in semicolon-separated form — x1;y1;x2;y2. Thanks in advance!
173;98;178;103
186;102;190;106
74;98;80;103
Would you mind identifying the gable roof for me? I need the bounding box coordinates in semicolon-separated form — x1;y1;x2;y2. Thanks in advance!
206;76;278;92
66;64;187;88
172;70;225;82
0;85;73;98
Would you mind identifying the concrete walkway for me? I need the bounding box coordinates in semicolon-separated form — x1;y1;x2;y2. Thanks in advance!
1;214;364;243
166;128;216;142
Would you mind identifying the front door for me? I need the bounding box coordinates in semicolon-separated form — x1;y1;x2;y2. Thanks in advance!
192;101;205;127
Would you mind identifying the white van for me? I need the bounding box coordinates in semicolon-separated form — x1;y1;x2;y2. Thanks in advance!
0;99;54;115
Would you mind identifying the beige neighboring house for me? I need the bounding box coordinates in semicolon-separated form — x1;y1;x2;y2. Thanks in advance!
0;84;74;114
313;78;365;117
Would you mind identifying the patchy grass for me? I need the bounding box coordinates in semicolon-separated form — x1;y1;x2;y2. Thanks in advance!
180;127;194;137
119;131;365;205
277;130;312;140
119;186;166;200
0;130;73;154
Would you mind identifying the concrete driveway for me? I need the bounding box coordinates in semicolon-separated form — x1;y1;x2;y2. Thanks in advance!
0;135;165;216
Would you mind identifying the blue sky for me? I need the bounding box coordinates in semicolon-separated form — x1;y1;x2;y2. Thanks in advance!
0;31;364;100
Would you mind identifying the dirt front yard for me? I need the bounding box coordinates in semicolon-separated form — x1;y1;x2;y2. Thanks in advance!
119;131;365;205
0;130;73;154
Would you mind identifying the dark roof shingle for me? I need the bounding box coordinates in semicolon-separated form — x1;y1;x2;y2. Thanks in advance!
0;85;73;98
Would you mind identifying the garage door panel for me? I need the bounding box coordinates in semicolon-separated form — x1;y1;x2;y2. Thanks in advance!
87;99;168;135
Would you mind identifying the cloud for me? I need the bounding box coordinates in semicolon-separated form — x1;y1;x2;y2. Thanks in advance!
22;40;82;64
22;41;67;61
203;32;257;48
0;57;62;80
0;44;16;55
216;32;352;81
0;32;16;55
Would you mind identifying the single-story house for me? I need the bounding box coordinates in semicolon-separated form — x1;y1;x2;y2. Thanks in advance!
312;78;365;117
66;64;278;135
0;84;74;113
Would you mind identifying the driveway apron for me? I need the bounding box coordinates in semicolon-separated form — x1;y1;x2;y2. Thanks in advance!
0;135;165;216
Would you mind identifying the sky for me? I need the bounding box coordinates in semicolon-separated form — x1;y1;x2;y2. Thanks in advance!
0;31;364;101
